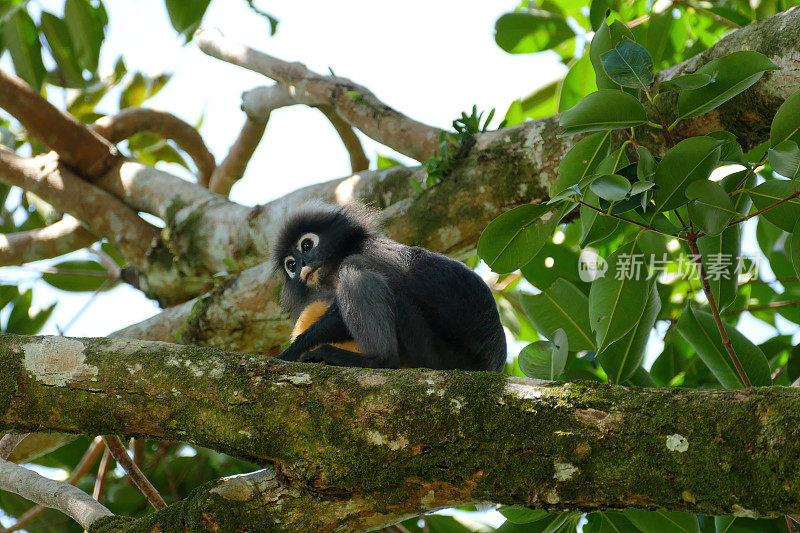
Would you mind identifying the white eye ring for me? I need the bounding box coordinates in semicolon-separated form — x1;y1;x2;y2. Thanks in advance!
284;256;298;277
297;233;320;253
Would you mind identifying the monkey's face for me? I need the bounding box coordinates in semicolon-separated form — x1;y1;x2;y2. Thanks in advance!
282;232;326;287
273;203;374;311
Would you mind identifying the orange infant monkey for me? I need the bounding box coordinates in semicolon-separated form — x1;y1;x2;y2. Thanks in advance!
291;301;361;352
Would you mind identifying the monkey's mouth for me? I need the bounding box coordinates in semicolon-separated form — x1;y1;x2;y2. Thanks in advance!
301;266;320;285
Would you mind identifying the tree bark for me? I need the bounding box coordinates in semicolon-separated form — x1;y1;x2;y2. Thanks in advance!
3;334;800;532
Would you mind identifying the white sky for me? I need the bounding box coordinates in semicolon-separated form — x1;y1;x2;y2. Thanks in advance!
4;0;565;337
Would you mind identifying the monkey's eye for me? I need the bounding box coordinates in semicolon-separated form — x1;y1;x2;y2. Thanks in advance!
297;233;319;253
284;257;297;276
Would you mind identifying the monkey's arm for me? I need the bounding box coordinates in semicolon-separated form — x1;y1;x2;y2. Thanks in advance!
277;303;352;362
320;264;399;368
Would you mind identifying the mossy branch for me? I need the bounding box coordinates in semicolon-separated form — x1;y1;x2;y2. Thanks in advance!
2;335;800;531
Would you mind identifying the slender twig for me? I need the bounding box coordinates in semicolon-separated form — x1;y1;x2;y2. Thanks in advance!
684;1;742;28
721;300;800;316
208;115;268;195
578;200;683;239
687;236;752;388
93;446;113;502
730;153;768;195
673;209;687;229
92;108;216;186
622;128;640;149
102;436;166;510
727;191;800;227
650;100;675;147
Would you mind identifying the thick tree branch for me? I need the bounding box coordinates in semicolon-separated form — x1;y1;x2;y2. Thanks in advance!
208;115;267;196
194;28;445;162
0;217;96;266
2;335;800;532
0;149;158;263
91;108;217;187
0;457;113;530
0;70;118;179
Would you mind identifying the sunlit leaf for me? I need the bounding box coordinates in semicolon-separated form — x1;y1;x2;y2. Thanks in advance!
478;204;562;274
494;11;575;54
677;51;779;120
601;38;654;91
521;278;595;351
651;136;723;214
589;235;650;349
559;90;647;136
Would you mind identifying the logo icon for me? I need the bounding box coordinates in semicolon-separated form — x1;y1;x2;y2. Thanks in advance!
578;249;607;282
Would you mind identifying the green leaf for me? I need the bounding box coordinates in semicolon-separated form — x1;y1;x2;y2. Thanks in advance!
770;88;800;146
790;219;800;279
41;259;109;292
165;0;212;41
590;19;635;90
601;38;654;91
3;10;46;90
521;279;596;351
651;136;723;214
685;180;737;235
697;226;740;312
748;179;800;232
658;73;712;92
551;131;611;197
677;305;771;388
768;140;800;179
623;366;657;387
494;11;575;54
706;130;745;165
589;235;650;349
558;53;598;112
498;506;549;524
677;51;779;121
590;174;631;202
497;512;571;533
585;511;640;533
478;204;562;274
580;189;620;246
589;0;610;31
714;517;736;533
64;0;106;73
559;90;647;137
597;280;660;383
6;289;55;335
518;329;568;380
40;12;85;87
636;146;657;181
625;509;700;533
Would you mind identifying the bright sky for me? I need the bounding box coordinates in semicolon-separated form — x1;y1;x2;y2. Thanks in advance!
4;0;566;338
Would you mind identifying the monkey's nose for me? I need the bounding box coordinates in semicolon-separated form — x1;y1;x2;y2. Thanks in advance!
300;266;314;282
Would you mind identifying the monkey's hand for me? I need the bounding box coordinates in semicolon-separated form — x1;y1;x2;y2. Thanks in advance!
277;343;304;362
297;346;330;364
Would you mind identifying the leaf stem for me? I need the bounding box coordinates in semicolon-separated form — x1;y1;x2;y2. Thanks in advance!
727;191;800;228
577;199;683;239
650;99;676;147
686;235;752;388
730;152;768;196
